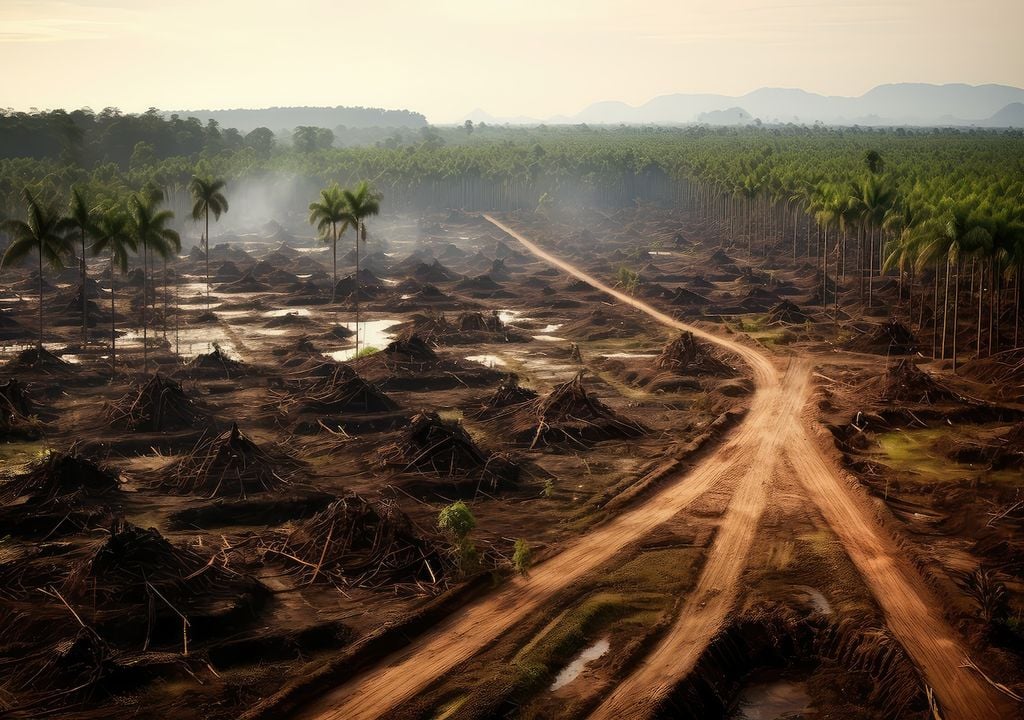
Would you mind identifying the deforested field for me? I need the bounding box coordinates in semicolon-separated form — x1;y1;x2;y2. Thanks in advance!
1;120;1023;720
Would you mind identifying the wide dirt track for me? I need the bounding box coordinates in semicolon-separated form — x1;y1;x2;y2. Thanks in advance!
295;216;1010;720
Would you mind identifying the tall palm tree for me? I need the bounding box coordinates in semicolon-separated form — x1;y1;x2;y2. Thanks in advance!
308;184;349;301
131;194;180;372
341;181;381;355
91;206;136;377
189;176;229;311
61;187;99;341
0;189;71;349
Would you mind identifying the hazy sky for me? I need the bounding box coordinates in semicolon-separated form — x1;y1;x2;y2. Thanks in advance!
2;0;1022;123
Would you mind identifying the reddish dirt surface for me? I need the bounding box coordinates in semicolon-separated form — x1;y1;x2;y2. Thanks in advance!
293;217;1013;720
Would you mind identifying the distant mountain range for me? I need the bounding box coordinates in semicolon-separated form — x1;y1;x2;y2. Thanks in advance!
464;84;1024;127
163;105;427;132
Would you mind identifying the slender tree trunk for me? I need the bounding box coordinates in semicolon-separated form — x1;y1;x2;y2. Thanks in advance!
110;254;116;378
941;254;951;360
355;221;361;356
205;208;211;312
952;258;960;372
977;261;984;359
81;229;88;341
142;242;148;373
37;249;43;350
330;222;337;303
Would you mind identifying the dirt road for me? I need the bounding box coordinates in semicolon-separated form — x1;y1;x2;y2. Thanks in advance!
295;217;1008;720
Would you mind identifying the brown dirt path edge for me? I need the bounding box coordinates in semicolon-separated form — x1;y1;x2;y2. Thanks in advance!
484;215;1011;720
293;217;1009;720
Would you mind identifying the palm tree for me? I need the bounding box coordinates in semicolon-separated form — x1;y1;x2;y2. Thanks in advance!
131;194;180;372
91;206;136;377
189;176;229;311
61;187;99;341
0;189;71;349
308;184;349;301
341;181;381;355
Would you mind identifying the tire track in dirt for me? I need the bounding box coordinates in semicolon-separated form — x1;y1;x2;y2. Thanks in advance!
590;363;810;719
483;215;1009;720
292;237;784;718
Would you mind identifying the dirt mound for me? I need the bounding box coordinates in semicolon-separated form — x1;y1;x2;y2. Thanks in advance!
0;378;42;440
413;259;461;283
470;373;538;418
564;308;639;340
864;360;960;404
165;424;303;498
655;332;735;377
214;261;242;281
510;372;647;446
4;347;70;374
381;334;439;363
105;374;205;432
264;312;316;328
847;318;917;355
217;270;270;293
955;348;1024;400
266;495;445;589
664;287;712;306
185;344;245;378
0;448;119;505
378;412;518;495
61;519;267;648
0;311;28;340
765;300;810;324
295;365;399;414
455;275;503;292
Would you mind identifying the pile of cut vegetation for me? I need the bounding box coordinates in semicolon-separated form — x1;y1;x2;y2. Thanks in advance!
0;448;119;506
0;378;43;440
470;373;538;419
563;308;639;340
184;344;245;378
265;495;445;590
354;334;502;390
765;300;810;325
296;364;399;415
510;372;647;447
398;311;526;345
864;359;960;404
0;448;120;536
654;332;735;377
958;347;1024;401
63;519;266;647
4;346;70;374
846;318;917;355
164;423;303;498
105;374;205;432
377;412;519;495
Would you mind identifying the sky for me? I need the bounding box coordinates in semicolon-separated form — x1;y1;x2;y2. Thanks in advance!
2;0;1022;123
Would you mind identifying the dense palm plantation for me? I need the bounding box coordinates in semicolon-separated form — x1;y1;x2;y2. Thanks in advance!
1;124;1022;364
0;189;71;349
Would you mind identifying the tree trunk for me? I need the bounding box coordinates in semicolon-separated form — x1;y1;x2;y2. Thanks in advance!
81;229;88;341
354;221;361;357
142;242;148;373
110;254;116;378
205;207;211;312
330;221;338;303
37;248;43;350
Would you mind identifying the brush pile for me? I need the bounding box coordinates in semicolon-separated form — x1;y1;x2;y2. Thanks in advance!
765;300;810;325
471;373;538;419
378;412;519;494
866;359;959;404
185;344;245;378
164;423;303;498
61;520;266;646
0;448;118;505
655;332;735;377
399;311;525;345
265;495;445;590
295;365;399;415
510;372;647;446
4;346;70;374
0;378;42;440
847;318;917;355
0;449;120;536
105;374;204;432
